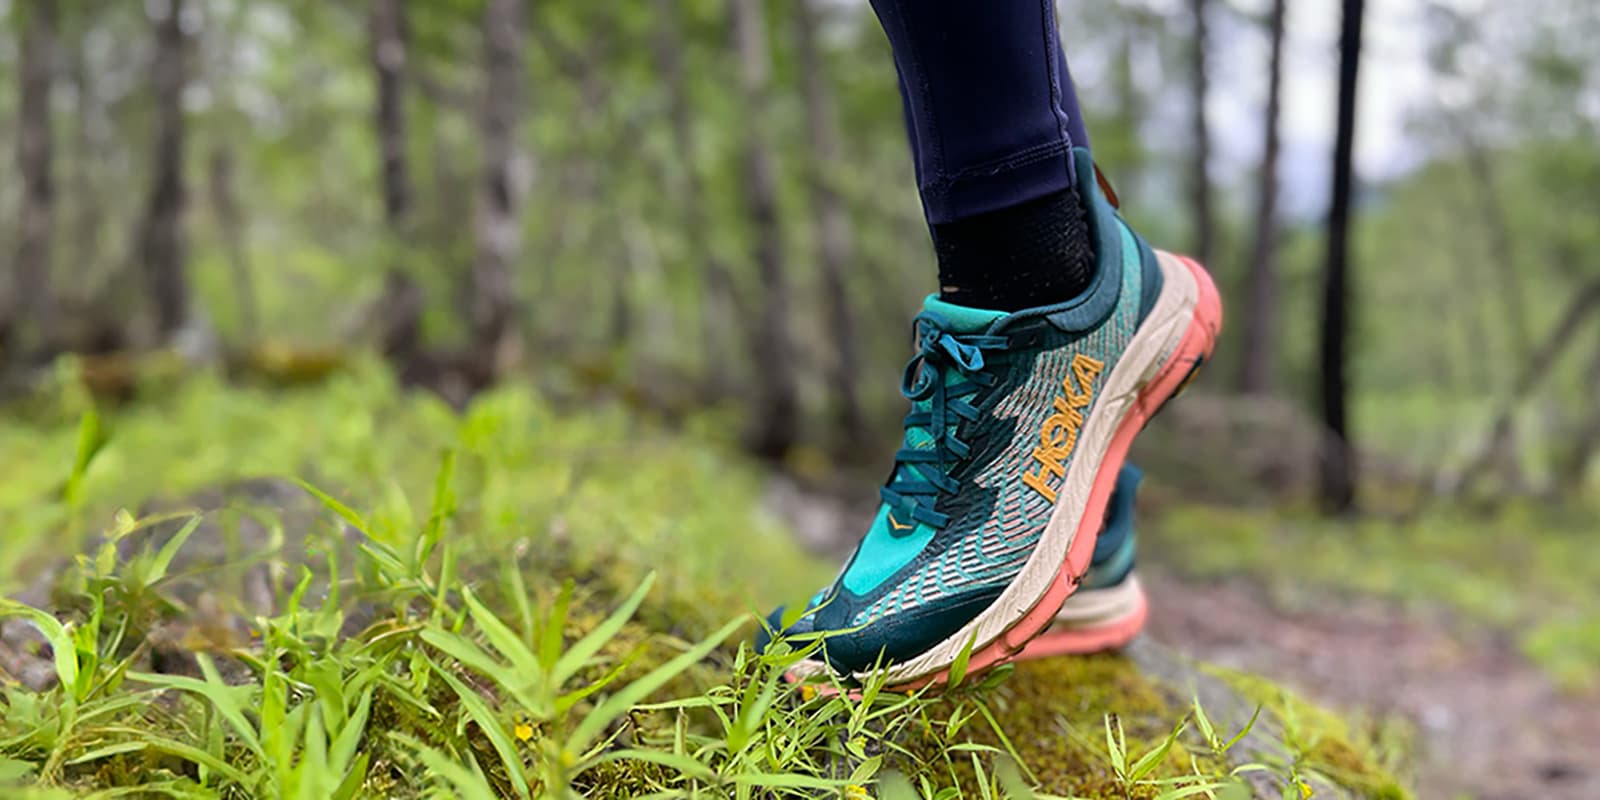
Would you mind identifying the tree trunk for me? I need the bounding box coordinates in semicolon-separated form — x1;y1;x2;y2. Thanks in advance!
651;0;738;396
68;32;105;298
207;147;258;342
731;0;798;461
1187;0;1214;268
1237;0;1287;394
371;0;411;227
139;0;192;339
1452;278;1600;497
1556;335;1600;497
794;0;864;440
469;0;525;375
1457;129;1531;359
368;0;425;363
1318;0;1366;515
12;0;59;351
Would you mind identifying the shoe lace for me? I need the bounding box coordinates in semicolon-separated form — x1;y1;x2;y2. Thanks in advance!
879;312;1008;533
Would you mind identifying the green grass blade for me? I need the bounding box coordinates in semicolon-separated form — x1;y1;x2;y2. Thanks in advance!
1129;719;1187;782
329;687;374;772
1222;705;1265;755
429;662;531;799
462;587;543;680
63;407;103;516
0;602;80;705
419;629;507;681
727;667;783;754
1105;715;1127;778
138;737;253;789
552;573;655;686
330;753;370;800
129;657;263;760
728;772;848;789
393;734;499;800
293;479;371;537
565;614;744;758
416;451;456;571
579;748;717;781
539;580;574;671
63;742;148;766
146;514;203;585
1192;696;1217;747
947;631;978;689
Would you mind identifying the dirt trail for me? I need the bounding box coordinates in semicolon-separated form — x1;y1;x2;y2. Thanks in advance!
1142;573;1600;800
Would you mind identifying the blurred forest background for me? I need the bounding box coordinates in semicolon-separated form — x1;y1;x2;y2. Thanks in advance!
2;1;1599;795
1;0;1598;509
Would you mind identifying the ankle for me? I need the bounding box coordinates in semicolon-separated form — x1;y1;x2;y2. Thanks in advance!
932;187;1097;312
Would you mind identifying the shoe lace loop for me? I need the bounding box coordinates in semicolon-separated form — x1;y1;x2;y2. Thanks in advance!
879;312;1008;534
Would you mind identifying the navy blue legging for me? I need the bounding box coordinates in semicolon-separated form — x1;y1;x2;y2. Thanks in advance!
869;0;1090;225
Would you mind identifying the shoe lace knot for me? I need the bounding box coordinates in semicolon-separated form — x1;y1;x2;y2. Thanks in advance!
880;312;1009;534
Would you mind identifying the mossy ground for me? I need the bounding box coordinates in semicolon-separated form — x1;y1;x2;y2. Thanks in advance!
1;366;1405;797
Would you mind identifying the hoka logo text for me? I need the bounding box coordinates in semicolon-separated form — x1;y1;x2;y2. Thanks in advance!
1021;354;1105;503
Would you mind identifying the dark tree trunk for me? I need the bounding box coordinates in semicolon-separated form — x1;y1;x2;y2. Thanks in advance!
371;0;411;227
1318;0;1366;514
207;148;258;342
368;0;424;363
731;0;798;460
1238;0;1287;394
139;0;192;339
794;0;864;439
1187;0;1214;268
470;0;524;374
12;0;60;350
68;34;105;297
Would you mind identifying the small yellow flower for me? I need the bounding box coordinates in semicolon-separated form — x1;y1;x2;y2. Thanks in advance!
844;784;872;800
514;722;534;742
799;684;818;702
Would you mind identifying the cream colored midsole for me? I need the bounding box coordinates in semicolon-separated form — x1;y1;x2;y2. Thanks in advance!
1052;574;1144;627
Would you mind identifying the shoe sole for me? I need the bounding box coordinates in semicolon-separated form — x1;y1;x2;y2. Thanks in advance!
1017;573;1148;659
790;252;1220;689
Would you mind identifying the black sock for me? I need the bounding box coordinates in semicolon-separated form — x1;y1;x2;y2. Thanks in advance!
931;186;1096;312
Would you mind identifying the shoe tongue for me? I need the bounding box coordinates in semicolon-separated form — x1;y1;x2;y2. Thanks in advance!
921;295;1007;334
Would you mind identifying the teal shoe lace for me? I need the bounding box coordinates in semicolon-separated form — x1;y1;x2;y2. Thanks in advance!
879;312;1008;530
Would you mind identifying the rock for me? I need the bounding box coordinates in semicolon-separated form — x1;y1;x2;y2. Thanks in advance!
1;478;373;691
1127;637;1357;800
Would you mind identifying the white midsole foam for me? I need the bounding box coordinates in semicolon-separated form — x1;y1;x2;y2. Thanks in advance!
1052;574;1145;627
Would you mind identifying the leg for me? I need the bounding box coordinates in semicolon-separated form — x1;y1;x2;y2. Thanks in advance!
759;0;1223;690
872;0;1096;311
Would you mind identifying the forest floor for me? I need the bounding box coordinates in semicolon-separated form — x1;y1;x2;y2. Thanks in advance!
777;454;1600;800
1;369;1588;798
1144;572;1600;800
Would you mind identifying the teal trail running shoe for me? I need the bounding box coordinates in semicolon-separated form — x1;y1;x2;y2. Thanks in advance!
762;149;1221;689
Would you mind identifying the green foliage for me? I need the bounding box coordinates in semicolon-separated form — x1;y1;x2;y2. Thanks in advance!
0;375;1404;798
